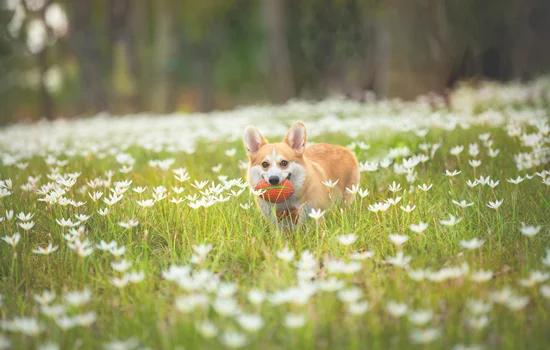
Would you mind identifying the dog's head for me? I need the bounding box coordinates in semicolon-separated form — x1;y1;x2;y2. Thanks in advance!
243;122;307;194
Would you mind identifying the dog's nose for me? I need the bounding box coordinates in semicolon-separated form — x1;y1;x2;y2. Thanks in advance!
268;176;280;185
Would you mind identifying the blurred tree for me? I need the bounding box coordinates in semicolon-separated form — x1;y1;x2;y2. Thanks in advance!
1;0;550;123
67;0;109;113
262;0;293;103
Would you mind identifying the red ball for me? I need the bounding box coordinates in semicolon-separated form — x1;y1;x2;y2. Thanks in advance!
254;179;295;203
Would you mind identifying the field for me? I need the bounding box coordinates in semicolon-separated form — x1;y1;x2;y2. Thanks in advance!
0;79;549;350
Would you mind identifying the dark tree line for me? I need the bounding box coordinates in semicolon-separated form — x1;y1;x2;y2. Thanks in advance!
1;0;549;123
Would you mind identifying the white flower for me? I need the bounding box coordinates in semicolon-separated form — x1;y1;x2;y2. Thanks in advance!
445;169;461;177
217;283;237;298
385;196;402;205
337;233;357;246
212;297;239;316
322;179;339;188
103;338;139;350
111;259;132;272
409;222;428;233
385;251;412;268
196;320;218;338
386;301;408;317
0;334;10;349
519;270;549;287
468;143;480;157
96;240;117;251
2;232;21;248
193;243;213;258
388;181;402;193
347;300;370;315
466;299;492;315
542;249;550;266
33;290;56;305
486;199;503;210
450;145;464;156
56;218;80;228
400;204;416;212
408;269;426;281
136;199;155;207
418;183;433;191
247;289;266;305
477;175;491;185
440;214;462;226
504;295;529;310
487;179;499;188
357;188;370;198
18;221;35;231
109;245;126;257
118;219;139;228
16;212;34;221
220;331;247;348
110;276;129;288
337;287;362;303
345;184;359;195
466;179;479;187
470;270;493;283
170;197;184;204
409;309;433;326
368;201;390;212
460;238;485;250
520;223;541;237
64;288;92;306
488;148;500;157
74;214;90;222
410;327;441;344
10;316;44;336
126;271;145;283
469;159;482;168
276;246;295;262
308;208;325;220
318;277;345;291
507;176;525;184
176;293;209;312
225;148;237;157
389;234;409;246
350;251;374;260
236;314;264;332
452;199;474;208
68;238;94;257
284;313;306;328
540;285;550;299
32;243;58;255
191;180;209;190
467;316;490;330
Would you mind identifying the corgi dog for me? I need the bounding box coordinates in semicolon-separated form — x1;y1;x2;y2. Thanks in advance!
243;122;360;226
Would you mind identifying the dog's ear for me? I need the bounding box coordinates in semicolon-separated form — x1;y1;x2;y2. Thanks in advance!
284;122;307;155
243;125;267;157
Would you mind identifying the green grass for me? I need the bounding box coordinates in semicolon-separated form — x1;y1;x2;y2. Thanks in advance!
1;89;550;349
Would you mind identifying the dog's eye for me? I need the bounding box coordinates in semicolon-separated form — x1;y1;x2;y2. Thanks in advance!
261;162;269;168
280;160;288;167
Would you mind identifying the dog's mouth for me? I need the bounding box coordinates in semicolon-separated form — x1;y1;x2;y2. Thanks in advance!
286;173;292;181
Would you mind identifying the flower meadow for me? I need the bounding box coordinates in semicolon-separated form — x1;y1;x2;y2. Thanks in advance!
1;79;550;350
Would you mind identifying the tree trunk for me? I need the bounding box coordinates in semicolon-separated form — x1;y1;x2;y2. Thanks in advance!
37;49;53;120
69;0;109;113
196;43;215;112
262;0;294;103
151;0;174;114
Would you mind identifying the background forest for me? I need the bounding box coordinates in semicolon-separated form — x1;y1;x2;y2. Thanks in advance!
1;0;550;124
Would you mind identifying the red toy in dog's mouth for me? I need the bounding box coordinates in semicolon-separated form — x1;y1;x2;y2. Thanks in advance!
254;179;295;203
